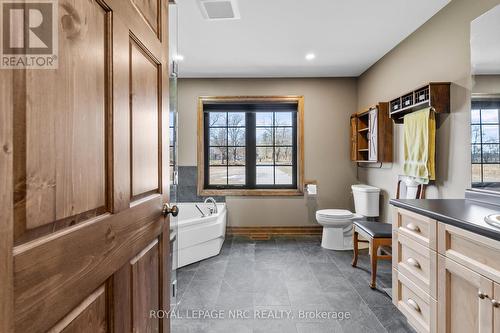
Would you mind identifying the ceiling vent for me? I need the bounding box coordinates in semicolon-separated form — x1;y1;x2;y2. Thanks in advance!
199;0;240;20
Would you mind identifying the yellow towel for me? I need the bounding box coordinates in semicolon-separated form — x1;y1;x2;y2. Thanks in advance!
403;108;436;183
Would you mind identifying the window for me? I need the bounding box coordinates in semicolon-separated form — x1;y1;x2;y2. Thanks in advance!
471;99;500;188
198;96;304;196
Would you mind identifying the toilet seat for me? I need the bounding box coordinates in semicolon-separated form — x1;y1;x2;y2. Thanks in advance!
316;209;353;220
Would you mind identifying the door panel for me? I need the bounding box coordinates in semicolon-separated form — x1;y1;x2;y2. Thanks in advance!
131;240;160;332
438;255;493;333
49;285;107;333
131;0;160;37
130;39;161;199
14;0;110;243
1;0;171;332
14;198;163;333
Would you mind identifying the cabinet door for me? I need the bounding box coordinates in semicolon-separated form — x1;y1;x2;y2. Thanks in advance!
438;255;493;333
350;116;357;161
368;108;378;161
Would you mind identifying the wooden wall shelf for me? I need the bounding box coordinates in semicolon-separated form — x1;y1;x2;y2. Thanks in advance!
350;102;393;163
389;82;450;123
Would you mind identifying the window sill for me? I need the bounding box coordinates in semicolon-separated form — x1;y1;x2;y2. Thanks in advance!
198;188;304;197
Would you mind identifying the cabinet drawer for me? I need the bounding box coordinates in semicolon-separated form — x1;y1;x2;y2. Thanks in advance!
393;232;437;298
393;208;437;250
393;269;437;333
438;222;500;284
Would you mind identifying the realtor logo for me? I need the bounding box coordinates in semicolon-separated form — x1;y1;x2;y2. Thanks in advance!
1;0;58;68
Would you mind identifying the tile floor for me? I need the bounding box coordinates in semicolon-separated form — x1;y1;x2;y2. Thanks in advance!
172;236;415;333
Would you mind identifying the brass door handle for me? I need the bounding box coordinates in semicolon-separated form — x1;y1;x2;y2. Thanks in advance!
478;291;489;300
406;257;421;269
163;203;179;217
407;298;421;313
406;223;421;233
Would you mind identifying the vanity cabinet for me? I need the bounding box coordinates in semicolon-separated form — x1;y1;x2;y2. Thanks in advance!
350;102;392;163
392;207;500;333
437;255;493;333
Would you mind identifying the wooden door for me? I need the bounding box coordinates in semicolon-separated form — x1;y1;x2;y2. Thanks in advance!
438;255;493;333
0;0;171;332
495;283;500;333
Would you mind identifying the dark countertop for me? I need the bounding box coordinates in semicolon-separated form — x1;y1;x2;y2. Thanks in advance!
390;199;500;241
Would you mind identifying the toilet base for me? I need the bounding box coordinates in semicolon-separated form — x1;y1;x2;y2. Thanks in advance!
321;226;353;251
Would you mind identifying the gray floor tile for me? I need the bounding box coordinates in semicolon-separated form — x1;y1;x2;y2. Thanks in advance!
254;319;298;333
173;237;415;333
337;302;386;333
171;319;211;333
215;280;254;308
301;246;333;263
286;280;329;306
296;322;342;333
208;319;253;333
371;305;416;333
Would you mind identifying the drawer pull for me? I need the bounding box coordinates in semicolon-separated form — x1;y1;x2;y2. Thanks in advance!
492;299;500;308
406;257;421;269
478;291;489;300
406;223;421;233
407;298;421;313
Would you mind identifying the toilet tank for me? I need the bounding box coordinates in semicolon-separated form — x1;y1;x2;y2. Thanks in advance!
351;184;380;217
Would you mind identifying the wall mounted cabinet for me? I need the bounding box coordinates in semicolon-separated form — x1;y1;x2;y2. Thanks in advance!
350;102;393;163
389;82;450;123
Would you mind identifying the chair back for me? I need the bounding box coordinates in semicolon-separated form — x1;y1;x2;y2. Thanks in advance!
396;179;426;199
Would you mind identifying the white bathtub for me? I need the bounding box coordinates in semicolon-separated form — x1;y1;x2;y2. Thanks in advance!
171;202;227;269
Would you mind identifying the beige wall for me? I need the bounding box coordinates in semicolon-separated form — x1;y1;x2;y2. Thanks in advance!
357;0;500;223
177;78;358;226
473;75;500;94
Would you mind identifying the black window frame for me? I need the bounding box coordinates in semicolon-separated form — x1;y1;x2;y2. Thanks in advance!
202;102;299;191
471;99;500;188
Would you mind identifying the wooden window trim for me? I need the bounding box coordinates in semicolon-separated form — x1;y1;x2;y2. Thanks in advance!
197;96;305;196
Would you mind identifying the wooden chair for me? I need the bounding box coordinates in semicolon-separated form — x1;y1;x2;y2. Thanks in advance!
351;180;425;289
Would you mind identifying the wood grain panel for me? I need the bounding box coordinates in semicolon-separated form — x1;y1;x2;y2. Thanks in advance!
14;0;109;235
0;69;14;333
131;0;160;37
130;37;161;198
13;196;163;333
437;255;493;333
112;14;132;213
111;264;132;333
48;286;107;333
131;240;160;332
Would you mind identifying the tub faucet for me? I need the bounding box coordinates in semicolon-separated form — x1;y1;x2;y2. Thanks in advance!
204;197;218;215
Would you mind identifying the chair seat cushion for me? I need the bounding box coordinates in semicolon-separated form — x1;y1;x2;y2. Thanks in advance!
353;221;392;238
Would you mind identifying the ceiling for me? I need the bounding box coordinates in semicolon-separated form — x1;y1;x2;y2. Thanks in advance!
174;0;450;78
471;4;500;75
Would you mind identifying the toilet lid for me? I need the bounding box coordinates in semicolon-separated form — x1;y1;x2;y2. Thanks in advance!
316;209;354;219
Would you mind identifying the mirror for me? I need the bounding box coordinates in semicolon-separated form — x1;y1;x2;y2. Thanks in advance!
470;5;500;191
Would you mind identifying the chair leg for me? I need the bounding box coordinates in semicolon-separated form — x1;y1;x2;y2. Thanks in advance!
370;239;379;289
351;229;358;267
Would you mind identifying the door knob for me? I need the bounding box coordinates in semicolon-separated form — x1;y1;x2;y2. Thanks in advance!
492;299;500;308
162;203;179;217
478;291;489;300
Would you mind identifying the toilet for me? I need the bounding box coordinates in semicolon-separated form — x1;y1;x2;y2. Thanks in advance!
316;184;380;250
